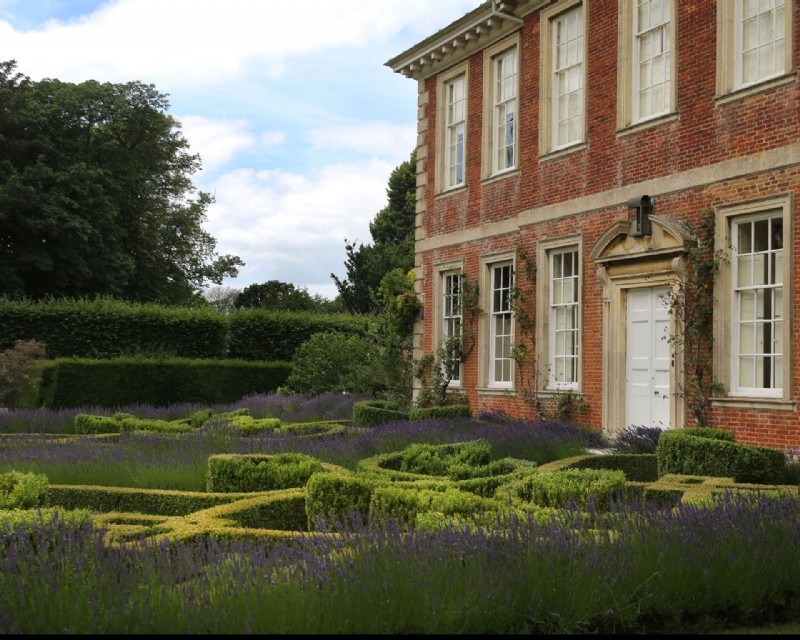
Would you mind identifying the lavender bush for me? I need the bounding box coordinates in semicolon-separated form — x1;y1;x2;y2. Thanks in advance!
0;401;603;490
0;391;368;435
609;426;664;454
0;491;798;633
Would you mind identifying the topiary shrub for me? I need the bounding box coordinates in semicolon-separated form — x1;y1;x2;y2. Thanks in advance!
369;486;500;528
305;472;376;530
74;413;122;435
352;400;408;427
657;429;786;484
207;453;325;493
399;440;492;477
0;471;49;509
498;468;627;510
409;404;471;421
117;417;194;434
227;416;282;435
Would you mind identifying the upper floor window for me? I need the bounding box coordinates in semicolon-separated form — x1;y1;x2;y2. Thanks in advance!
716;0;794;102
633;0;672;121
435;62;469;195
735;0;786;88
445;75;466;190
492;47;518;173
540;0;587;157
553;7;584;149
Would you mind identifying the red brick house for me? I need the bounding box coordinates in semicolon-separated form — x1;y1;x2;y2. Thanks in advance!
386;0;800;450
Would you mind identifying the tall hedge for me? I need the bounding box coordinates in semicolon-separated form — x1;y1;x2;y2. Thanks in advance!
0;298;370;362
227;309;369;361
656;429;786;484
0;297;227;359
38;358;292;409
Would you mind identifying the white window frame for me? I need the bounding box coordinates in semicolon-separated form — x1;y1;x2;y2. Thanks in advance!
715;0;795;102
441;269;464;386
552;6;584;150
482;35;520;180
539;0;588;157
492;47;518;175
549;247;581;390
734;0;787;90
713;196;793;407
537;236;583;393
444;74;466;191
731;213;784;397
486;260;514;389
435;61;469;196
632;0;672;122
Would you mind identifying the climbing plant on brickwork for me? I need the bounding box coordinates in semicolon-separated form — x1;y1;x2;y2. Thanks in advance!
666;209;728;428
510;246;588;424
413;277;482;408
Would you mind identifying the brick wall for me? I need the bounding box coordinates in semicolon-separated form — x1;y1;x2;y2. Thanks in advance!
412;0;800;451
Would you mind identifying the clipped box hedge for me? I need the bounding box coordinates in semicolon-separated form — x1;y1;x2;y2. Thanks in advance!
38;358;292;409
305;471;377;530
46;484;265;516
657;428;786;484
206;454;348;493
369;485;502;528
227;309;369;361
408;405;471;421
537;453;659;483
0;297;228;359
497;467;628;510
352;400;408;427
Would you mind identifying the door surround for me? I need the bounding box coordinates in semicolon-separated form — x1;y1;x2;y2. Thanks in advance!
591;215;694;437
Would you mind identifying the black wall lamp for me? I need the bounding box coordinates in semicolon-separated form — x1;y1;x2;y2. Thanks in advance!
628;195;654;237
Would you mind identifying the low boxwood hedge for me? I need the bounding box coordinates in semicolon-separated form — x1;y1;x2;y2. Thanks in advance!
352;400;408;427
206;454;349;493
305;471;377;530
657;429;786;484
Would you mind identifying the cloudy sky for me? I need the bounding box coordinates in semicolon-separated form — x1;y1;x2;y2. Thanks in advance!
0;0;482;299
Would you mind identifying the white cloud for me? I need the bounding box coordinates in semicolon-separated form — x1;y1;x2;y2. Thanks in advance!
206;159;396;292
177;115;258;171
307;122;416;157
0;0;484;87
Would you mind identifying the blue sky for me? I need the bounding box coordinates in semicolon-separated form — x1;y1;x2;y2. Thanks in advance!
0;0;483;299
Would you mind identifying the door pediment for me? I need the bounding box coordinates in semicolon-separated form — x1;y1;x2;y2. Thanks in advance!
589;215;695;265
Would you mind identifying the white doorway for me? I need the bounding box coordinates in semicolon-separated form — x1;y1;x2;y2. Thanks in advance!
626;286;671;429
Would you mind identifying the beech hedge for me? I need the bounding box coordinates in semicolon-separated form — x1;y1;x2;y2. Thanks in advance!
38;358;292;409
0;298;369;362
227;309;369;361
0;297;227;359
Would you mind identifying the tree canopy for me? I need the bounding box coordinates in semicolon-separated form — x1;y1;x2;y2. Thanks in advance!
234;280;344;314
0;60;243;304
331;151;416;314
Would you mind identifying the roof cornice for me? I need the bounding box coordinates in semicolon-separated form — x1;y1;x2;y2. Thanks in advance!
385;0;547;81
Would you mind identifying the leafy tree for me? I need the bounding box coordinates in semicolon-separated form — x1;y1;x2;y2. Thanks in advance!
202;285;241;314
0;60;243;304
0;339;47;409
284;331;387;396
331;151;416;314
234;280;342;313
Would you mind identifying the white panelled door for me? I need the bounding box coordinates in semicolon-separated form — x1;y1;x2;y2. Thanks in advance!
626;286;671;429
